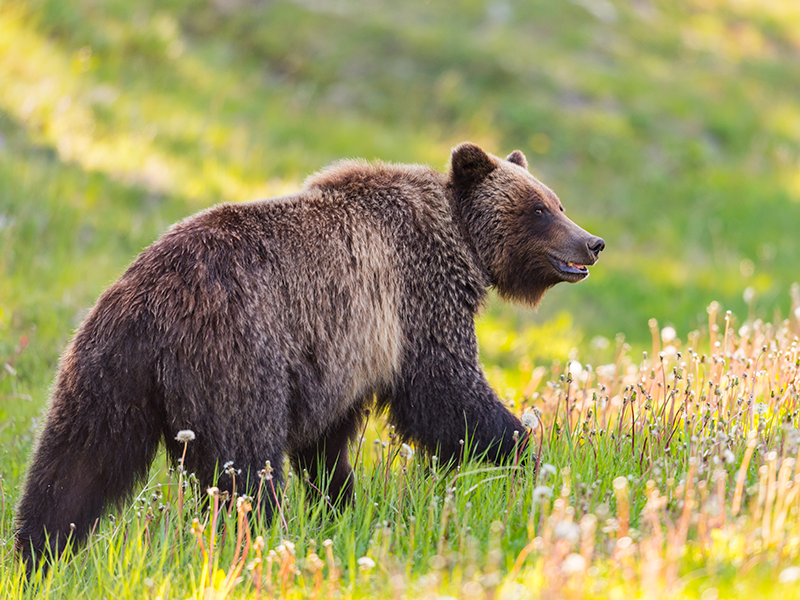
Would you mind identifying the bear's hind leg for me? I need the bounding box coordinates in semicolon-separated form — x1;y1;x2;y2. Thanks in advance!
15;377;162;572
291;403;367;508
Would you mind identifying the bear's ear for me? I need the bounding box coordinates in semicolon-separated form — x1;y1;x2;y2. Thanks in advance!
505;150;528;170
450;142;498;188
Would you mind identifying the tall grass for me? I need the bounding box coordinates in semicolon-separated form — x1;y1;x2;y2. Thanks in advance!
3;298;800;598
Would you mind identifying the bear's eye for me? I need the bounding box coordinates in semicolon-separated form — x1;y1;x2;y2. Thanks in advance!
534;207;544;216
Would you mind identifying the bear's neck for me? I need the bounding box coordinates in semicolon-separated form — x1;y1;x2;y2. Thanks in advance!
445;185;494;291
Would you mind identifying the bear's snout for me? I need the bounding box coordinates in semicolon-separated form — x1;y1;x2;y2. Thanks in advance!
587;236;605;261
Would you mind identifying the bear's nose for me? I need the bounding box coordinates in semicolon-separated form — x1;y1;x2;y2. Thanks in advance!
587;236;605;257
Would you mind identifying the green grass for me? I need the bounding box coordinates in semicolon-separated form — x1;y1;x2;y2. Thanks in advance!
3;313;800;598
2;0;800;597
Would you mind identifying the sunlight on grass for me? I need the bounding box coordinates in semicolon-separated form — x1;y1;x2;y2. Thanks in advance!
0;5;294;204
5;300;800;598
3;0;800;597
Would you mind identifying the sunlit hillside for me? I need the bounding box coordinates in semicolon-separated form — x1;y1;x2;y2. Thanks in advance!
3;1;800;597
3;0;800;360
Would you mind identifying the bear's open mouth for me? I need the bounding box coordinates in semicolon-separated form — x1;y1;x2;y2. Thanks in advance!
548;255;590;280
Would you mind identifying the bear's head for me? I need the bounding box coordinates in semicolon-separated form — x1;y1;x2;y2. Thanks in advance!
449;142;605;307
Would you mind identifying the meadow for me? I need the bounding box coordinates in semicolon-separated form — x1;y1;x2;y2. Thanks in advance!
2;0;800;597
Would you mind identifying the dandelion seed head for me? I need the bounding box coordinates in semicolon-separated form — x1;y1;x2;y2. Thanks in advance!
596;364;617;379
561;553;586;575
399;443;415;460
553;521;580;544
175;429;195;443
521;410;540;430
661;326;677;343
785;427;800;449
306;552;323;571
780;566;800;584
357;556;376;570
532;486;552;502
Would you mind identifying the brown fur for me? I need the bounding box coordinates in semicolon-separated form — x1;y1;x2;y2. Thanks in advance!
15;143;603;571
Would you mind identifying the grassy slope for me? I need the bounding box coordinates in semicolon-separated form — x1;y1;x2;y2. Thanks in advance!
2;0;800;596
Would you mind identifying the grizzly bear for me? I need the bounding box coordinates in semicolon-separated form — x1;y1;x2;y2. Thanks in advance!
16;142;603;569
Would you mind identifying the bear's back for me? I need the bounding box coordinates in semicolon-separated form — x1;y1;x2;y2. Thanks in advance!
103;160;461;446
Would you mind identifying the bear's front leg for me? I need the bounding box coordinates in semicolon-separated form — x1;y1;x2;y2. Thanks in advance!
384;343;525;465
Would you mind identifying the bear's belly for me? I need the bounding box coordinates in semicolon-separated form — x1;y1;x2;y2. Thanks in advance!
283;278;403;451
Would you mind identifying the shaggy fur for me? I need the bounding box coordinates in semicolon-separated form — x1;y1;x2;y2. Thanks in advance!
15;143;603;570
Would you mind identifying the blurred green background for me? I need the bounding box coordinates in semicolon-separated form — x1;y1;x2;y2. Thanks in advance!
1;0;800;425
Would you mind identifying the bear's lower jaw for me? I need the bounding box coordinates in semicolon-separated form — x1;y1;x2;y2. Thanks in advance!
547;255;591;282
